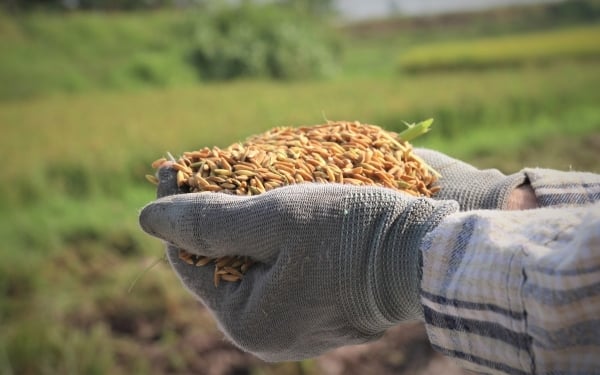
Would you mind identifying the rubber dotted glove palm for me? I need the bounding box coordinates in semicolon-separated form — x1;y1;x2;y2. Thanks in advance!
414;148;527;210
139;168;458;361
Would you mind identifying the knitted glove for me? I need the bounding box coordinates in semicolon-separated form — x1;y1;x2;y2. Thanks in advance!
139;168;458;361
415;148;527;210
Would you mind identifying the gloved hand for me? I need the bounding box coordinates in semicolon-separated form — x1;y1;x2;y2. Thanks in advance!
415;148;527;210
139;168;458;361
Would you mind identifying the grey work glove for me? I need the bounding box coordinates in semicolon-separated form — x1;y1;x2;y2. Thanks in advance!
139;167;458;361
415;148;527;210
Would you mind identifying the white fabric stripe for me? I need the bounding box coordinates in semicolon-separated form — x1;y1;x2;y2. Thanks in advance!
422;212;526;310
523;294;600;328
421;297;523;333
423;214;531;325
522;210;600;293
524;168;600;186
428;260;522;295
526;269;600;291
520;205;600;329
426;325;531;373
420;289;522;315
534;185;600;196
421;273;523;310
528;272;600;295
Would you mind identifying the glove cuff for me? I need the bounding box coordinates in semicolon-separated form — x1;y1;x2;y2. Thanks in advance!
413;149;528;210
339;191;458;335
482;171;528;210
377;199;459;324
433;169;527;210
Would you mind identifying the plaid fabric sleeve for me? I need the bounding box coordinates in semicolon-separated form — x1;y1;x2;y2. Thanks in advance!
419;169;600;374
523;168;600;208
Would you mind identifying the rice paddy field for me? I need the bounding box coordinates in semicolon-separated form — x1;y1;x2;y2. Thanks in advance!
398;24;600;72
0;3;599;374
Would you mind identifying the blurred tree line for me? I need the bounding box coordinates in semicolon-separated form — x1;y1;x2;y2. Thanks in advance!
1;0;334;13
0;0;341;85
1;0;596;89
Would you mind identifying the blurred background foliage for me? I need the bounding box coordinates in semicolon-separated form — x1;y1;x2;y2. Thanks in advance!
0;0;598;374
0;1;339;99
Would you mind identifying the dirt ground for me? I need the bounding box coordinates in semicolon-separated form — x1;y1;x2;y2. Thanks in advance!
159;317;470;375
316;322;469;375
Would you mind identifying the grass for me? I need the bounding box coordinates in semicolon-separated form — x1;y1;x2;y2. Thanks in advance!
0;6;338;101
0;5;599;374
398;24;600;72
1;61;598;373
3;61;597;201
1;59;598;276
2;3;598;101
0;10;199;100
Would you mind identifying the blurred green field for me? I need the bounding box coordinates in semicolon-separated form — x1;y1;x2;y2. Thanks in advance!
398;24;600;72
0;10;198;100
0;6;338;101
1;4;599;374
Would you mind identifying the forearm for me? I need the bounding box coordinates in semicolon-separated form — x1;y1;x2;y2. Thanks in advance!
507;167;600;210
421;202;600;374
506;183;538;210
420;169;600;374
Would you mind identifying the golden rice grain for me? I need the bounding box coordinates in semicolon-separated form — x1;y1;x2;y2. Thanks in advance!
145;174;159;185
151;157;168;169
220;274;242;283
195;256;213;267
151;121;439;286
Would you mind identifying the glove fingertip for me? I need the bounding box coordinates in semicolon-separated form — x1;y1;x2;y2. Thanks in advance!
157;165;189;198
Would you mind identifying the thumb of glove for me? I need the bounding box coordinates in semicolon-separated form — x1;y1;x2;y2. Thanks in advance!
139;192;282;263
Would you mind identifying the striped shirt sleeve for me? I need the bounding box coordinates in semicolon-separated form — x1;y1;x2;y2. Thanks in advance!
419;169;600;374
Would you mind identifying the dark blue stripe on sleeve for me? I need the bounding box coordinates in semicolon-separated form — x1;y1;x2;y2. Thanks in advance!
531;319;600;350
530;263;600;276
431;343;530;375
537;192;600;206
421;290;525;320
442;217;476;286
523;280;600;306
536;182;600;190
424;306;531;349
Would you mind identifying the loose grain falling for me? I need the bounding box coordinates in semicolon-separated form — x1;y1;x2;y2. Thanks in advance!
149;120;439;286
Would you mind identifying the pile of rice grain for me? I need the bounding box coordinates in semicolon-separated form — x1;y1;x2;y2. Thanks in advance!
147;121;439;286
